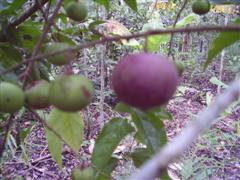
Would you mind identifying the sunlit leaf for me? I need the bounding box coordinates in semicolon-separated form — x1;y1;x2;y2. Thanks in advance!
52;32;76;45
95;0;110;11
209;77;228;88
205;18;240;69
46;108;84;153
123;0;138;11
175;13;198;28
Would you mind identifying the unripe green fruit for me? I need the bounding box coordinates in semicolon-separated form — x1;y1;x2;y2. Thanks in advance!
0;82;25;113
25;80;50;109
175;62;185;76
112;53;179;110
71;167;94;180
49;75;94;112
192;0;210;15
44;43;74;65
66;1;88;22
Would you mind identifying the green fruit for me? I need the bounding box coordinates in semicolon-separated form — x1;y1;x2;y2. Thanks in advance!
175;62;185;76
49;75;94;112
71;167;94;180
192;0;210;15
66;1;88;22
0;82;25;113
25;80;50;109
44;43;74;65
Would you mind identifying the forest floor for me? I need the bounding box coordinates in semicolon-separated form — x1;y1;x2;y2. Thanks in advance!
1;64;239;180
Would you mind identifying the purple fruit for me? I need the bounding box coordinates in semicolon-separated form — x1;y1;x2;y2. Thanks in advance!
112;53;179;110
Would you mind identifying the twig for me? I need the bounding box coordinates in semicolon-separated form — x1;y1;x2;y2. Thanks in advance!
168;0;188;57
29;109;69;146
0;114;14;158
10;0;49;27
147;0;159;19
1;24;240;76
21;0;63;87
36;0;61;31
129;78;240;180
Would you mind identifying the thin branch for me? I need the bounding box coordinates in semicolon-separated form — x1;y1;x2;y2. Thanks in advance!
1;24;240;76
30;110;68;146
21;0;63;87
10;0;49;27
0;114;14;158
147;0;159;19
168;0;188;57
129;78;240;180
30;109;79;157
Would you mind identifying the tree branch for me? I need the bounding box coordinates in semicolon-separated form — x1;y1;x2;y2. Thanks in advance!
30;110;69;148
1;24;240;76
168;0;188;56
10;0;49;27
20;0;63;87
129;78;240;180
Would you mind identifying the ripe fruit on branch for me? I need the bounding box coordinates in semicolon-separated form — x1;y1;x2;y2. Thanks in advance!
66;1;88;22
25;80;50;109
112;53;179;110
0;82;25;113
49;75;94;112
192;0;210;15
43;43;74;65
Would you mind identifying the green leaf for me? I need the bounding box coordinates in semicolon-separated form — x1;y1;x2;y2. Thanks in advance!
92;118;134;170
4;25;22;46
131;110;167;153
147;106;173;120
131;148;151;167
46;108;84;153
45;126;62;169
101;157;118;174
89;20;106;30
143;14;196;52
52;32;76;45
17;21;42;49
71;167;95;180
123;0;138;11
8;0;27;12
0;42;22;67
147;34;170;52
0;66;17;83
0;0;26;15
131;148;171;180
56;13;68;24
38;62;50;81
114;102;132;113
205;18;240;69
175;14;197;28
19;127;32;142
209;77;228;88
95;0;110;11
95;157;118;179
